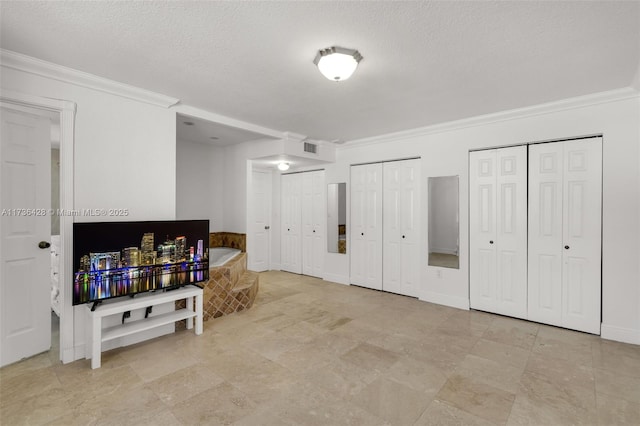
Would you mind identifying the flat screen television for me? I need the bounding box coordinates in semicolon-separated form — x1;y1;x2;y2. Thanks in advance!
73;220;209;306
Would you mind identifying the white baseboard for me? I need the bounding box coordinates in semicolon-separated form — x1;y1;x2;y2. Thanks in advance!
270;263;281;271
601;323;640;345
323;273;349;285
420;291;469;311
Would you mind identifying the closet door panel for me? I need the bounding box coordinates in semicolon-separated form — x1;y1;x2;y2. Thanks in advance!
561;138;602;334
301;172;314;276
383;162;402;294
496;146;528;319
383;159;420;297
350;164;383;290
310;170;326;278
528;143;563;326
399;159;421;297
470;150;497;311
281;174;302;274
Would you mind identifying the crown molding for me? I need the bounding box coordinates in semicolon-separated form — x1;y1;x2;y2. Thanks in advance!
341;87;640;149
0;49;179;108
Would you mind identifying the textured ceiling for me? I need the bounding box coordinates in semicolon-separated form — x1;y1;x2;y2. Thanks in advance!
177;114;277;147
1;1;639;142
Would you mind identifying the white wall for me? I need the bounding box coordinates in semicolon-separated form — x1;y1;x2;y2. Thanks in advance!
323;91;640;344
428;176;459;255
176;139;224;230
224;139;285;233
1;65;179;360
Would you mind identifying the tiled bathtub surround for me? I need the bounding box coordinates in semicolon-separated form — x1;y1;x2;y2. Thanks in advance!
201;253;258;320
209;232;246;252
176;252;258;328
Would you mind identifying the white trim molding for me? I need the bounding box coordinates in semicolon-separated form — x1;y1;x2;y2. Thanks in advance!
342;87;640;148
1;49;179;108
601;323;640;345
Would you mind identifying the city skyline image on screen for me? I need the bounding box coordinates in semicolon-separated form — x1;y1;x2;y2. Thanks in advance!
73;220;209;305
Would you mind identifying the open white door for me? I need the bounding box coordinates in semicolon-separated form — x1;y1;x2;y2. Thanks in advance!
0;106;52;367
248;169;272;272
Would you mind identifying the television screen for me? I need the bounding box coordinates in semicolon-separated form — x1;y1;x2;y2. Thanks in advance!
73;220;209;306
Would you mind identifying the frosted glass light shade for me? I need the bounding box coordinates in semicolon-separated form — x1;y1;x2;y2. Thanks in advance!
314;47;362;82
277;162;290;171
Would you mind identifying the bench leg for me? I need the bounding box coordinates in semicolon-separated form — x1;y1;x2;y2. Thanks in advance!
195;292;203;335
186;296;194;330
91;316;101;369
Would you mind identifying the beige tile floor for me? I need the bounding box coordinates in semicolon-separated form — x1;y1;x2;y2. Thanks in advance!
2;271;639;425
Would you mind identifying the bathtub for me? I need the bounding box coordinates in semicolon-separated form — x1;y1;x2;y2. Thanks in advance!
210;247;241;267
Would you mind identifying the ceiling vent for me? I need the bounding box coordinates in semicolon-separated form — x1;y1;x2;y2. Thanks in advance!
304;142;318;154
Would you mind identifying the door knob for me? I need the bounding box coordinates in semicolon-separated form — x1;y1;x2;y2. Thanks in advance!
564;245;570;250
361;233;364;236
264;226;270;230
38;241;51;249
287;228;290;231
313;230;316;233
489;240;494;244
402;235;405;239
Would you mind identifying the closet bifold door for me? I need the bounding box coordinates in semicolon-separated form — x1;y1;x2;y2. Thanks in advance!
469;146;528;319
281;173;302;274
350;163;383;290
528;138;602;334
383;159;420;297
302;170;325;278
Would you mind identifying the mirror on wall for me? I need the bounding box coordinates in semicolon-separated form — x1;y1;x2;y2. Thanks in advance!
327;183;347;254
428;176;460;269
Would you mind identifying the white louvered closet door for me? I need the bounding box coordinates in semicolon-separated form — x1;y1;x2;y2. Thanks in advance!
350;163;383;290
470;146;527;319
529;138;602;334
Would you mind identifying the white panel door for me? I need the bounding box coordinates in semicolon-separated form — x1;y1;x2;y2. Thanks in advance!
302;172;314;276
561;138;602;334
495;147;528;318
470;150;498;312
350;163;383;290
528;143;564;326
281;173;301;274
249;169;271;272
529;138;602;334
310;170;326;278
470;146;527;318
383;159;420;297
301;170;325;278
1;107;52;367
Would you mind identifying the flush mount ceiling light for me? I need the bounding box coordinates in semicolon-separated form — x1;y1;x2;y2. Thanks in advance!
277;162;290;171
314;46;363;82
